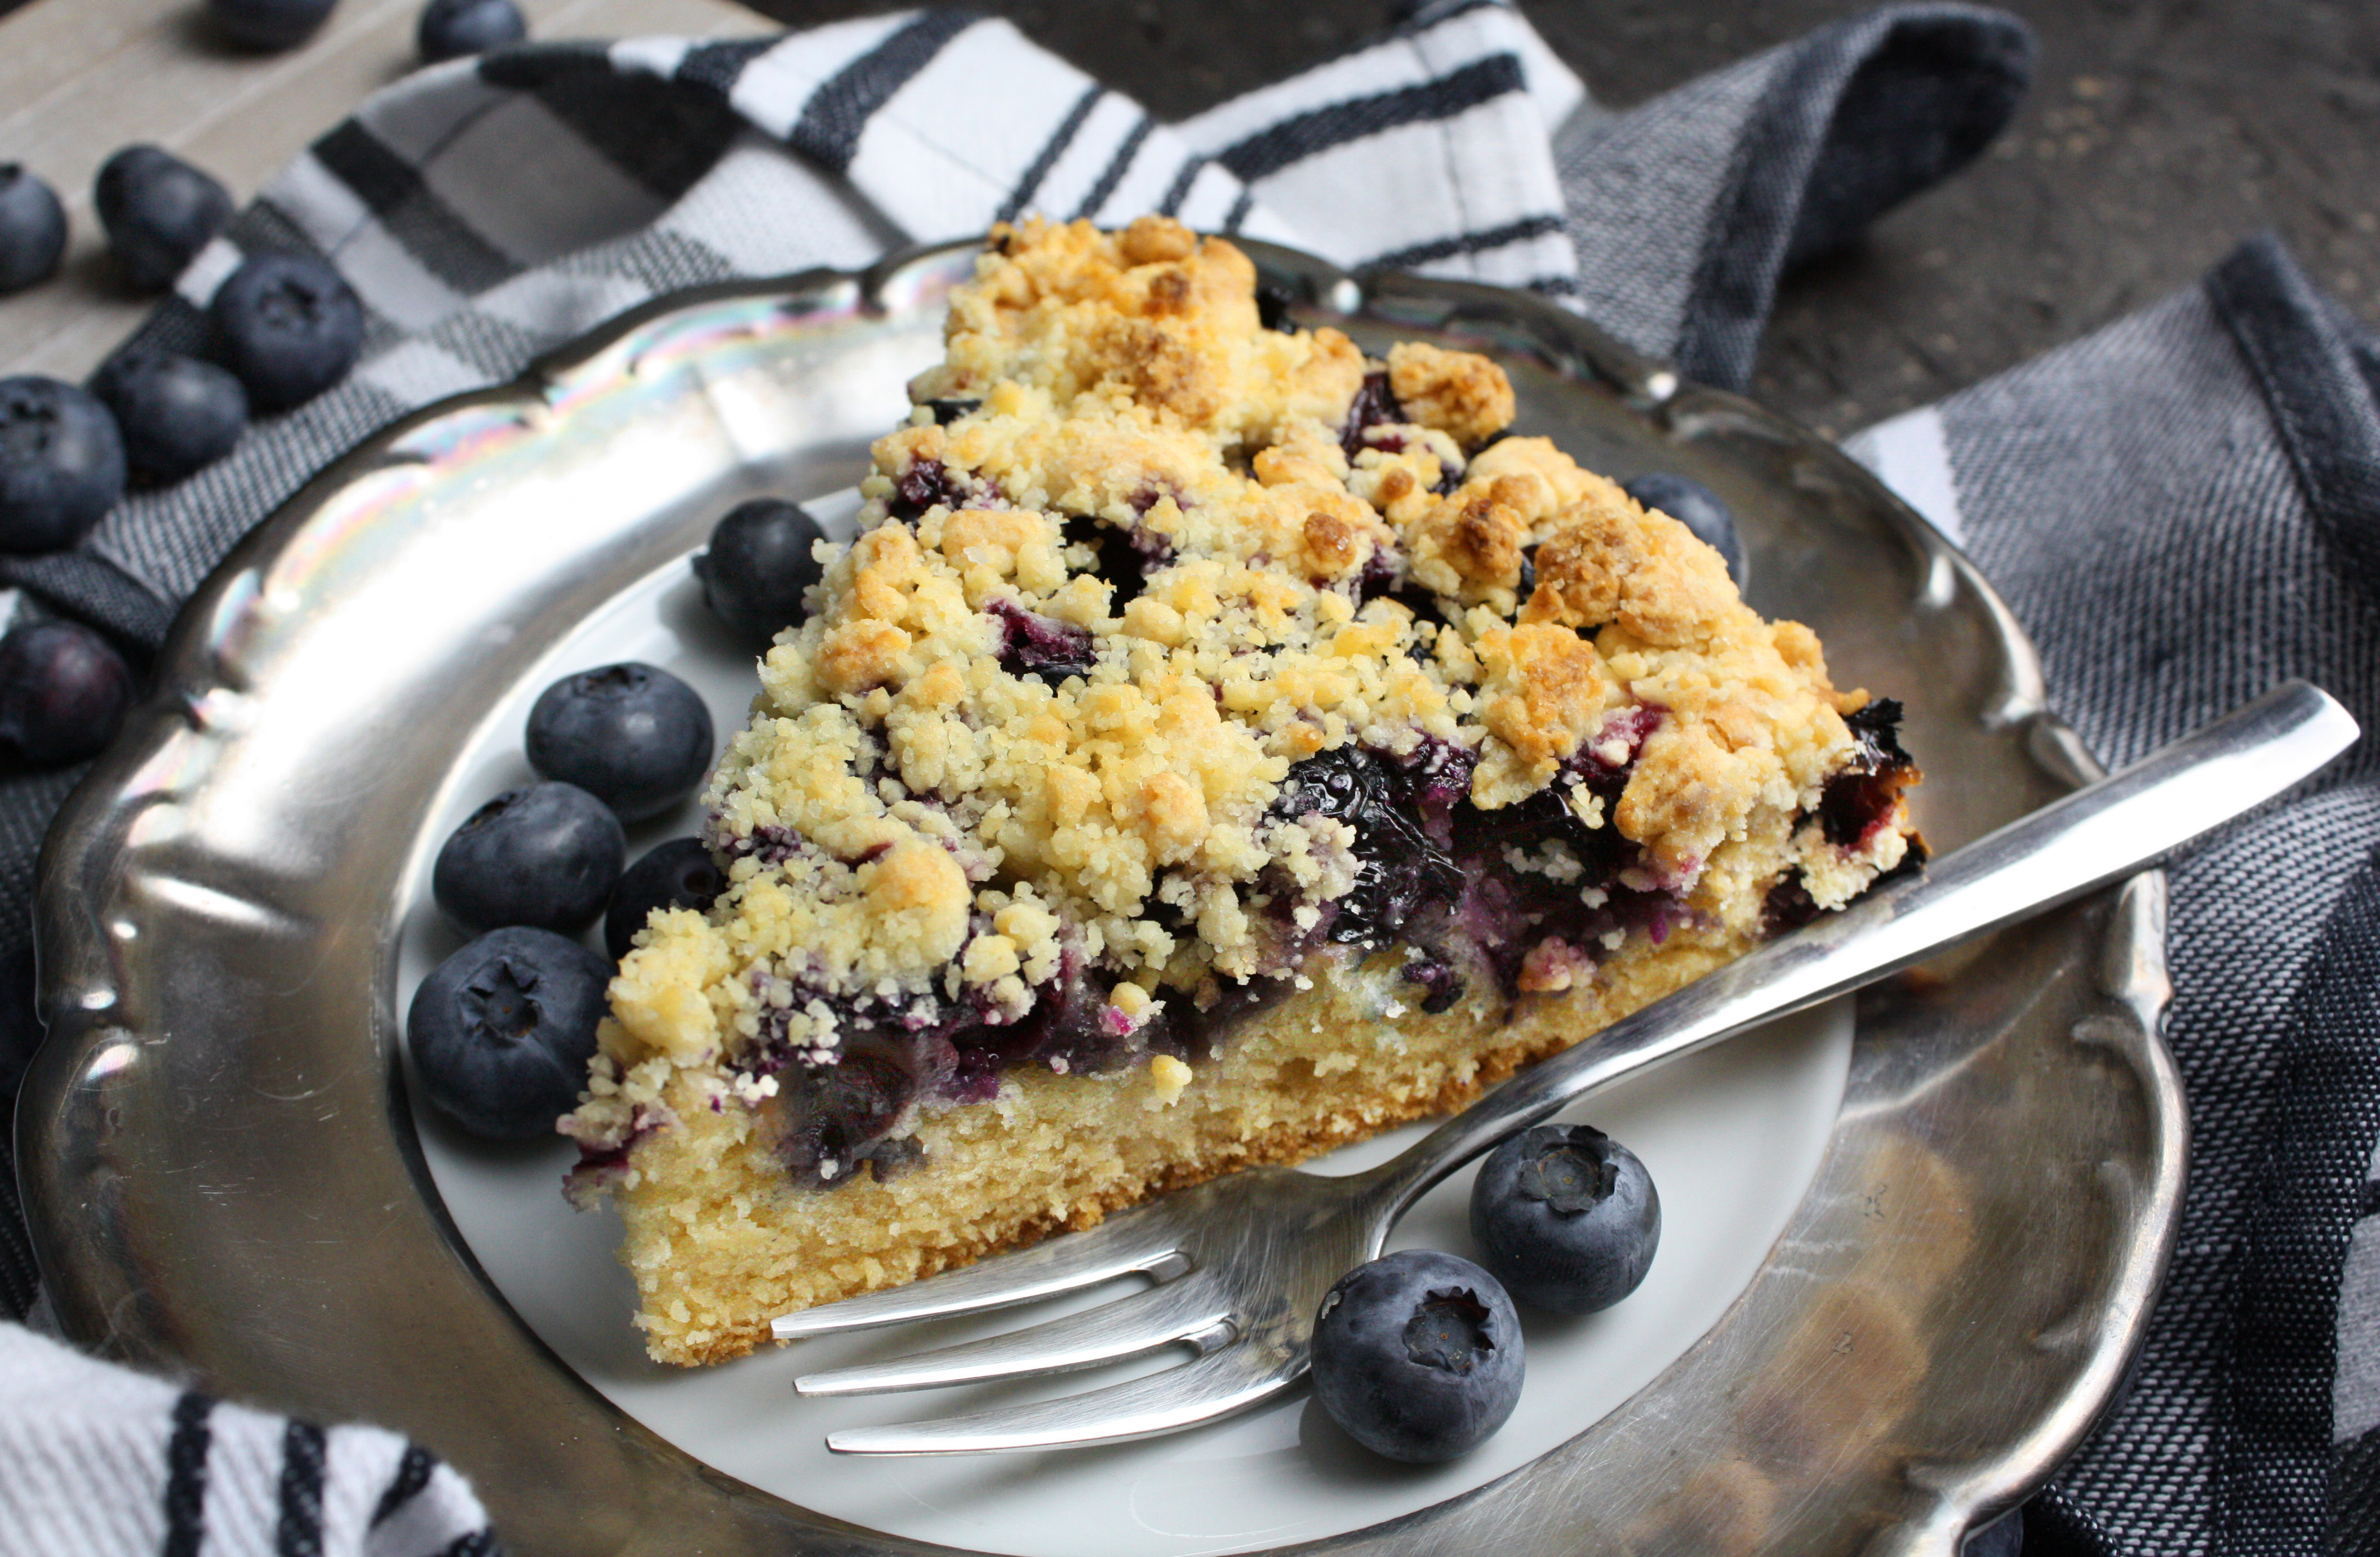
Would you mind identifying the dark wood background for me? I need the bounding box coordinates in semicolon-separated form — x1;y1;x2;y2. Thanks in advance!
744;0;2380;441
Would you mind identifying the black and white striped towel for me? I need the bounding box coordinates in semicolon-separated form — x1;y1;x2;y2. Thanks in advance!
5;2;2376;1552
0;1325;491;1556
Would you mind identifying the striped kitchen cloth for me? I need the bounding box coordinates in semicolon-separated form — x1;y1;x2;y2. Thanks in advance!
1841;230;2380;1557
0;1324;492;1556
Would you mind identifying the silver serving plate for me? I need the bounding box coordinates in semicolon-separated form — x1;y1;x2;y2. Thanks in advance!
19;242;2180;1555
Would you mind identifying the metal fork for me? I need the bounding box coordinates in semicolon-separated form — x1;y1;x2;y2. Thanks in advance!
775;680;2358;1454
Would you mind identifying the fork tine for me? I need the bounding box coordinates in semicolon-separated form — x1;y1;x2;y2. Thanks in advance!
823;1340;1301;1456
793;1270;1232;1397
770;1209;1183;1341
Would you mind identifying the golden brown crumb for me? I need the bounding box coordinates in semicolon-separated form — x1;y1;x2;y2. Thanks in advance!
1388;340;1517;447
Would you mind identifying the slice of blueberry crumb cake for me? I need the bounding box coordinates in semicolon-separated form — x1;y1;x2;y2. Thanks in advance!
561;216;1920;1367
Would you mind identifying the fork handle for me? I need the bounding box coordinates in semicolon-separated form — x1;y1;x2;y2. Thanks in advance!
1361;679;2358;1218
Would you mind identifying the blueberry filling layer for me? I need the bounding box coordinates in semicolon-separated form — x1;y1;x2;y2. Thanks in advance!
610;691;1915;1191
751;941;1285;1186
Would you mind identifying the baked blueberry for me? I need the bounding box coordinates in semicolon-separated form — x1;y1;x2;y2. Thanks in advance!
408;926;611;1140
433;781;625;935
0;376;126;554
94;146;233;293
206;0;338;51
416;0;526;61
1270;743;1462;949
692;497;827;644
605;837;726;960
1468;1123;1660;1315
1255;280;1296;332
1622;471;1744;584
0;165;67;295
0;620;134;766
988;598;1095;684
1309;1249;1524;1462
90;348;248;483
526;662;713;824
208;251;363;412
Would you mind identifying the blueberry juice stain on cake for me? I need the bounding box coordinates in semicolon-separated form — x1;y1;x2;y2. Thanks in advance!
560;216;1920;1365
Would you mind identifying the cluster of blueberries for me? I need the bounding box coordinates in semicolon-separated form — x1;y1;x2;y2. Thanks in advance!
0;140;366;555
406;497;826;1140
1312;1126;1662;1462
0;0;533;543
0;0;534;771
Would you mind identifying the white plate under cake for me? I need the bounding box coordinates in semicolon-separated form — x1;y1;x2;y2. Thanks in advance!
560;216;1920;1367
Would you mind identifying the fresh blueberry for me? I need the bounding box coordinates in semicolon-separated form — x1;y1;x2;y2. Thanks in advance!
0;620;135;766
94;146;233;293
691;497;827;644
433;781;624;935
417;0;526;61
606;838;726;960
206;0;339;51
1309;1249;1525;1462
0;377;126;554
525;662;714;824
407;926;610;1140
1468;1123;1661;1315
0;166;67;295
1622;471;1745;584
89;349;248;483
208;251;364;412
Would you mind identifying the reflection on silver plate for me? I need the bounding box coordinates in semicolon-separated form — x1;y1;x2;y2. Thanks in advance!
20;242;2182;1556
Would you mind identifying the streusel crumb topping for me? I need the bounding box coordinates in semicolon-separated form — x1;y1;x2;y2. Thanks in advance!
577;215;1890;1114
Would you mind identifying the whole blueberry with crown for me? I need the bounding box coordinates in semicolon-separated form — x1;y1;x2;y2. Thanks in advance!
1309;1249;1525;1462
410;927;611;1140
606;838;726;961
526;662;714;824
210;251;363;412
1468;1123;1661;1315
692;497;827;644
